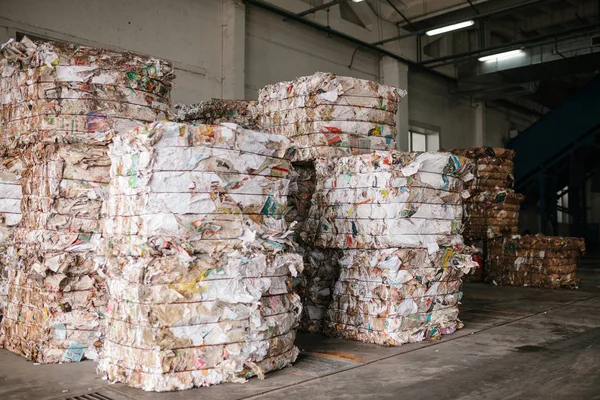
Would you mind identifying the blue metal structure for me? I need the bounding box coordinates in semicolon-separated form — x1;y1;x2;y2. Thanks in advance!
508;75;600;237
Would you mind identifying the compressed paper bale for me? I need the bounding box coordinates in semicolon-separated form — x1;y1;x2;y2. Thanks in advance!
297;150;476;345
174;99;260;129
303;151;473;250
258;72;405;162
448;147;520;240
463;189;524;240
324;246;476;346
97;121;303;391
0;36;173;363
486;235;585;288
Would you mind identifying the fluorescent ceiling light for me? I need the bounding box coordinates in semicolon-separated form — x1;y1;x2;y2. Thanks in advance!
478;49;524;62
351;0;364;2
425;20;474;36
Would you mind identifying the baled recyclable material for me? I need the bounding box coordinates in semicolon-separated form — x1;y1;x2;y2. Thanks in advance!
450;147;514;192
260;73;408;332
0;37;173;363
487;235;585;288
174;99;260;129
449;147;522;240
325;246;476;345
305;151;476;345
463;189;524;240
97;121;302;392
304;151;473;250
258;72;406;162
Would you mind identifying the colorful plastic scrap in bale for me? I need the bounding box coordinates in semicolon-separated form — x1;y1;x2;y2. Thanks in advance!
304;151;478;345
174;99;260;130
96;122;303;391
0;36;173;362
258;72;406;162
486;235;585;288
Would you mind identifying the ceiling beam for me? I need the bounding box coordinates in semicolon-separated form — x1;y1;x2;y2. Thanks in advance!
372;0;548;46
295;0;344;17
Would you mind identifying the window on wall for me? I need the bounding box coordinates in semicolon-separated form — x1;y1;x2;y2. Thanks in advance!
557;186;569;224
409;125;440;152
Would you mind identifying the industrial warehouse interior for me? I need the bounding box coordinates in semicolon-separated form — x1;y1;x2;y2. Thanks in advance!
1;0;600;399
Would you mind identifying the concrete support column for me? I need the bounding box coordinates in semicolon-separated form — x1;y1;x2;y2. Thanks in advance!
222;0;245;99
474;101;486;146
381;56;409;151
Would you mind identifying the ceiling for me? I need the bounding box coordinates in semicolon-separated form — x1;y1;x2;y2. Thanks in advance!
294;0;600;111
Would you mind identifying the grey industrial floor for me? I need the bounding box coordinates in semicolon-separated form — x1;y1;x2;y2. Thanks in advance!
2;256;600;400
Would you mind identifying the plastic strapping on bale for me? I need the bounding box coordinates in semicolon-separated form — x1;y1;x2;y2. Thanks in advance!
306;151;477;345
0;37;173;363
258;72;407;162
96;121;303;392
486;235;585;288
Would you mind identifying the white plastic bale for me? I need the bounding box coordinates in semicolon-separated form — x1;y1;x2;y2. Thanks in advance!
97;121;303;392
258;72;406;162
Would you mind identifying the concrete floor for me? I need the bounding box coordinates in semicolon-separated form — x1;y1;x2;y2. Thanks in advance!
2;256;600;400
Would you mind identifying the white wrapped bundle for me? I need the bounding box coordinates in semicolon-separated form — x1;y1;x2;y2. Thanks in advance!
325;246;476;345
0;37;173;363
304;151;473;252
98;121;303;392
258;72;406;162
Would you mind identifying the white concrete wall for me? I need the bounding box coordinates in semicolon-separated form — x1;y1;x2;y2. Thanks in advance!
0;0;225;104
408;72;476;149
244;4;381;99
0;0;534;151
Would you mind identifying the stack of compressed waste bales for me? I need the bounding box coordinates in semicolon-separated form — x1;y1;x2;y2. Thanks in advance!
258;73;406;333
174;99;260;129
305;151;477;345
97;121;303;391
487;235;585;288
449;147;523;282
0;37;172;362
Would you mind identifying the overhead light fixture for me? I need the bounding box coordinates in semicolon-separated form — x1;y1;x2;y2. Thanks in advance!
478;49;524;62
352;0;364;2
425;20;474;36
